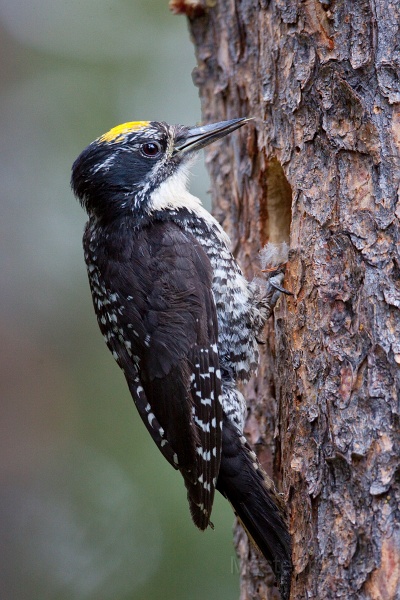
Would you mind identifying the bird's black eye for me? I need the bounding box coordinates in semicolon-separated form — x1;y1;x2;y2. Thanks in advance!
140;141;162;158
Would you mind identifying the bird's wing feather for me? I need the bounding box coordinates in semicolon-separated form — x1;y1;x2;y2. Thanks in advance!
86;220;222;529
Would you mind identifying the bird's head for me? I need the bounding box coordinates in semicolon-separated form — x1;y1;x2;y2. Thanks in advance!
71;118;249;221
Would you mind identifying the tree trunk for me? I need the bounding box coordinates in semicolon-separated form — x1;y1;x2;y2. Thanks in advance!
171;0;400;598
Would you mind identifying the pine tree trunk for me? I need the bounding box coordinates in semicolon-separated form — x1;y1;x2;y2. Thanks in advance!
172;0;400;598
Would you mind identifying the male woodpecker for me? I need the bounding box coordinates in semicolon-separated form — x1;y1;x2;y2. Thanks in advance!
71;119;292;598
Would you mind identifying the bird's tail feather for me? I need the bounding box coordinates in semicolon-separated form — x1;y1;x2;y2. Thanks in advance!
216;416;292;600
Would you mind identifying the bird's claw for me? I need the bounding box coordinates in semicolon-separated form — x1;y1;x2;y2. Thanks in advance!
264;268;293;299
269;277;294;296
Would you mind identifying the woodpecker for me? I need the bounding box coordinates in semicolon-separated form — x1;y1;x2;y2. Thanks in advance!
71;119;292;598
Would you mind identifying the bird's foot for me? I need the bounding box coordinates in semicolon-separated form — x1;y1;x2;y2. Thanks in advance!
259;242;293;309
265;271;293;296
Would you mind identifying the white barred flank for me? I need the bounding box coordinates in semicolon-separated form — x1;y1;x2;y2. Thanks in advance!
174;210;264;387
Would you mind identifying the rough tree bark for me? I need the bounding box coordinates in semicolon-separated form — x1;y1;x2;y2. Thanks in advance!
171;0;400;598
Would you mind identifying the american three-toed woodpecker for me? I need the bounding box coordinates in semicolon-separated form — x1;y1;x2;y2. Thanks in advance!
71;118;292;598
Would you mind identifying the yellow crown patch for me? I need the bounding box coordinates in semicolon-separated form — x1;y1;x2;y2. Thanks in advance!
99;121;150;143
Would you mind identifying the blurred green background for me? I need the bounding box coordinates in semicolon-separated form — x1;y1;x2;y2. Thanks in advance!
0;1;239;598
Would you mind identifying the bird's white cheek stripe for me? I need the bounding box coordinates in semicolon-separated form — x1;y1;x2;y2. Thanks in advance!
148;166;197;212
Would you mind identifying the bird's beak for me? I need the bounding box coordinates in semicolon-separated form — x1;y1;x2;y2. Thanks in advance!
174;118;251;155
